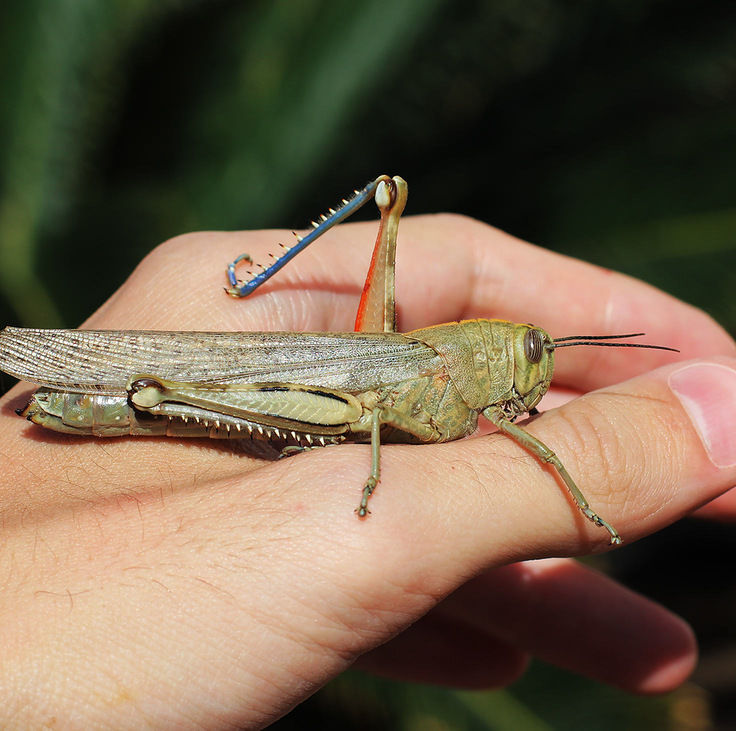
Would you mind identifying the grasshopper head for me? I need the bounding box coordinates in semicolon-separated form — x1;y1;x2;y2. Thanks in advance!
512;326;680;412
513;326;555;411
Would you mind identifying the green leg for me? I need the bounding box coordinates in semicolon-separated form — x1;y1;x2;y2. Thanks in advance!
356;409;382;517
356;406;436;518
484;408;622;545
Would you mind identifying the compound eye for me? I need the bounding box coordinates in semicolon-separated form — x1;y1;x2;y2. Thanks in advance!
524;328;545;363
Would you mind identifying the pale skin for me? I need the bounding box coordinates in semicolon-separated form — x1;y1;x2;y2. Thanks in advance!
0;214;735;728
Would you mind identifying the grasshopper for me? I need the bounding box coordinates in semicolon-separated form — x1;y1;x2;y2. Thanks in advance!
0;175;677;544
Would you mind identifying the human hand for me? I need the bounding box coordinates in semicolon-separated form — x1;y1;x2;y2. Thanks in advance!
1;214;734;727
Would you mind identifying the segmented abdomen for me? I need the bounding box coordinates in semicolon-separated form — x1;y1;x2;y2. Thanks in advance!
21;389;344;446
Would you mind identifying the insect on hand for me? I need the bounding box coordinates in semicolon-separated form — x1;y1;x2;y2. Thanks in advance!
0;175;678;545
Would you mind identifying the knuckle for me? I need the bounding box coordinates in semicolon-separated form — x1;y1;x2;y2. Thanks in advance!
431;211;479;228
126;232;228;293
423;212;489;237
139;233;200;270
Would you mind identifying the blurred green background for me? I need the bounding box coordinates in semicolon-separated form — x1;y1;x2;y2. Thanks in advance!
1;0;735;728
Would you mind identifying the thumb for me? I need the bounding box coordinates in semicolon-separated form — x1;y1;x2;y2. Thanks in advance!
354;356;736;572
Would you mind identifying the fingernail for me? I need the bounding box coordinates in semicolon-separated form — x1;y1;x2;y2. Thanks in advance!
669;363;736;468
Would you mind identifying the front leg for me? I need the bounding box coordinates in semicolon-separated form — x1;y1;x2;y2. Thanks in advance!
483;407;622;545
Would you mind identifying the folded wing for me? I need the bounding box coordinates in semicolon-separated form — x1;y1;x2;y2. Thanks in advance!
0;327;442;394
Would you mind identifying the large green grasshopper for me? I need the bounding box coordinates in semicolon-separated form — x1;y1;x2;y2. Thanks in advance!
0;175;676;544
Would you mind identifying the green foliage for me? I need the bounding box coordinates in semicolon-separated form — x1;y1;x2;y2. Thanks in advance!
1;0;733;330
272;666;678;730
